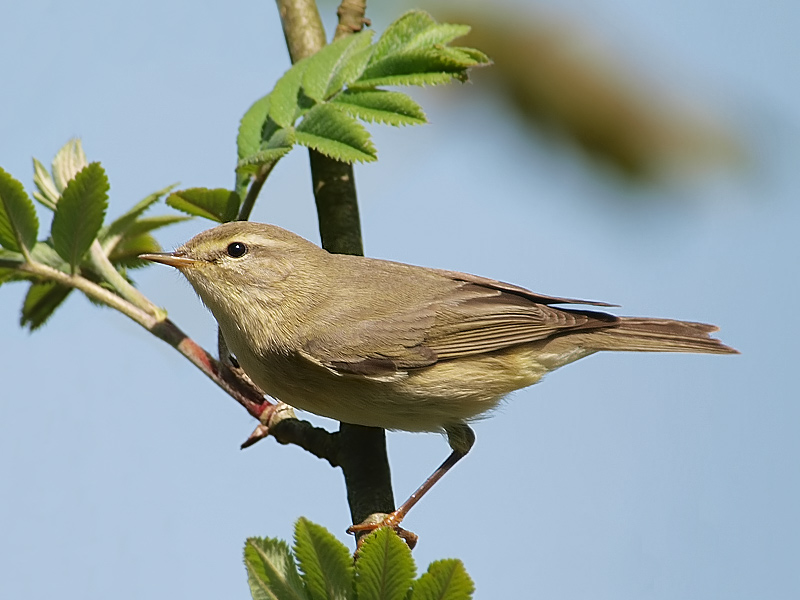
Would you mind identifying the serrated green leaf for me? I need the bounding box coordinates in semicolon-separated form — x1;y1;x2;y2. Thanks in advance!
296;104;376;163
293;518;353;600
0;267;23;286
125;215;191;237
446;46;491;65
355;528;415;600
371;11;439;63
244;536;310;600
410;560;474;600
50;162;109;270
100;184;177;249
0;248;24;266
166;188;240;223
0;249;27;286
352;71;454;90
52;139;88;193
356;48;487;89
31;242;70;272
372;14;472;66
0;166;39;253
328;45;376;98
32;158;60;210
406;23;472;51
236;148;292;176
20;281;72;331
270;60;311;128
332;91;426;126
237;127;296;175
302;31;374;102
238;94;272;160
109;232;161;269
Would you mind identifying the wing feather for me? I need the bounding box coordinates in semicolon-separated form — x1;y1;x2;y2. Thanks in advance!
299;263;619;377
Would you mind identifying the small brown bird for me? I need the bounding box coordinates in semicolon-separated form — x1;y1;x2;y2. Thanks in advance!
141;221;736;537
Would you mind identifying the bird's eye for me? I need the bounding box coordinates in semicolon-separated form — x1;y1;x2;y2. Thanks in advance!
226;242;248;258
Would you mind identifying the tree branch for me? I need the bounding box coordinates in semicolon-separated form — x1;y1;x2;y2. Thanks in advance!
275;0;396;528
334;0;369;41
16;256;340;462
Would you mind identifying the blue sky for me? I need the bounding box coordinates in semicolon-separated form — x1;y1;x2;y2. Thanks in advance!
1;1;798;598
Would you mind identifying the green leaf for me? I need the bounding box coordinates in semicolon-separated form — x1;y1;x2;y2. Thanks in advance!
0;249;27;287
352;70;454;89
293;518;353;600
370;11;469;63
410;560;474;600
270;60;311;128
109;232;161;269
125;214;191;237
355;528;415;600
236;127;296;175
445;46;491;65
236;148;292;176
244;536;309;600
0;267;23;286
238;94;272;160
20;281;72;331
332;91;426;126
31;242;70;272
0;248;24;267
51;138;88;193
32;157;60;210
356;12;489;89
296;104;376;163
355;48;487;89
100;184;178;249
0;166;39;253
302;30;374;102
166;188;241;223
50;162;109;270
371;11;438;62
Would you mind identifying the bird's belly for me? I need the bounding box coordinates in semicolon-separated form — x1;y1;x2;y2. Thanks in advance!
235;345;561;433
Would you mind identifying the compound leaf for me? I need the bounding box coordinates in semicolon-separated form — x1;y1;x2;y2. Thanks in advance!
410;560;474;600
20;281;72;331
293;518;353;600
245;536;309;600
166;188;240;223
302;30;374;102
295;104;376;163
355;528;415;600
332;90;426;126
32;158;60;210
51;162;109;270
0;166;39;253
51;138;88;193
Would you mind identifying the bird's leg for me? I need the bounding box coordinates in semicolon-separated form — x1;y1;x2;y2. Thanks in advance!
347;423;475;548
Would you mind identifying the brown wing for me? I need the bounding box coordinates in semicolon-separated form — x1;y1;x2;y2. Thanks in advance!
300;266;619;378
424;282;618;360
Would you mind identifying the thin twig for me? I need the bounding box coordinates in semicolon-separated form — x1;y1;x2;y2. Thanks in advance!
88;241;164;318
19;260;159;327
334;0;368;41
237;160;278;221
16;256;339;460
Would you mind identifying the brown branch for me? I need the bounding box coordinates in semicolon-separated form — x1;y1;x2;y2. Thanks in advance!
238;160;278;221
334;0;369;41
17;255;341;463
274;0;396;529
275;0;327;62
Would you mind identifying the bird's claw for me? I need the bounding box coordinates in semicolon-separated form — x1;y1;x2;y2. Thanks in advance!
347;513;419;550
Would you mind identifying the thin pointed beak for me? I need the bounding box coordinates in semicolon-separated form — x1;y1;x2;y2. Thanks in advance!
139;251;198;269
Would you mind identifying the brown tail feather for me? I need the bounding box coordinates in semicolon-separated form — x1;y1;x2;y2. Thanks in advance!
588;317;739;354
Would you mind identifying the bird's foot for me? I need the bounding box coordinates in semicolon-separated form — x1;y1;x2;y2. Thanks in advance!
347;512;419;550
